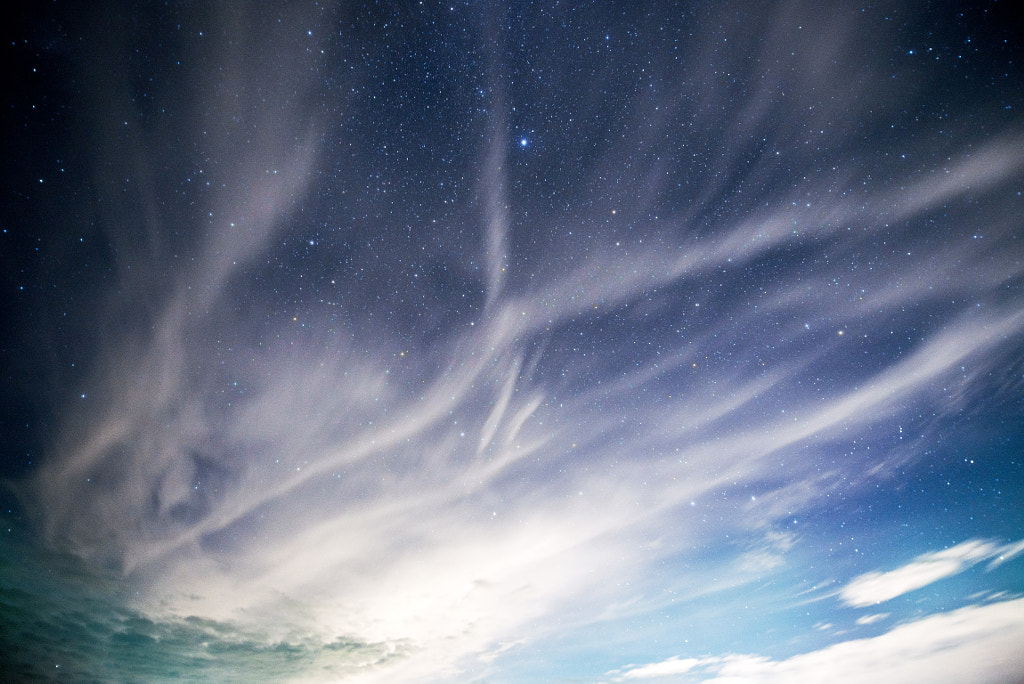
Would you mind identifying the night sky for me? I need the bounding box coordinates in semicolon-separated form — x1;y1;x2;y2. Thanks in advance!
2;1;1024;682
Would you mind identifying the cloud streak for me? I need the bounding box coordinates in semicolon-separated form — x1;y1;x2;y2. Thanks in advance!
611;598;1024;683
840;538;1024;608
8;1;1024;680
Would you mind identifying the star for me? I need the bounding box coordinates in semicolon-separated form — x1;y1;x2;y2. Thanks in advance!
3;2;1023;682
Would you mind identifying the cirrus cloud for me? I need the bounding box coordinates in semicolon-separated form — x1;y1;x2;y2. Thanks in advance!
839;538;1024;608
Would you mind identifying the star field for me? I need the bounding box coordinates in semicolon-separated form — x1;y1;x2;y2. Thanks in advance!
2;2;1023;682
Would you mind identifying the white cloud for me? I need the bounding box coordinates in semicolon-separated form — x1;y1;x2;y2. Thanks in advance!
613;598;1024;683
987;538;1024;570
840;538;1023;608
13;4;1024;682
855;613;888;626
617;656;702;679
735;530;797;575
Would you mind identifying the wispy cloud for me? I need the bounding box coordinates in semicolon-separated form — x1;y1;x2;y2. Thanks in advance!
610;598;1024;683
9;2;1024;681
854;613;888;626
840;538;1024;608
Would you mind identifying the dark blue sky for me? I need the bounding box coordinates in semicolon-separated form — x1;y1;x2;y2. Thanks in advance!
2;2;1023;681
